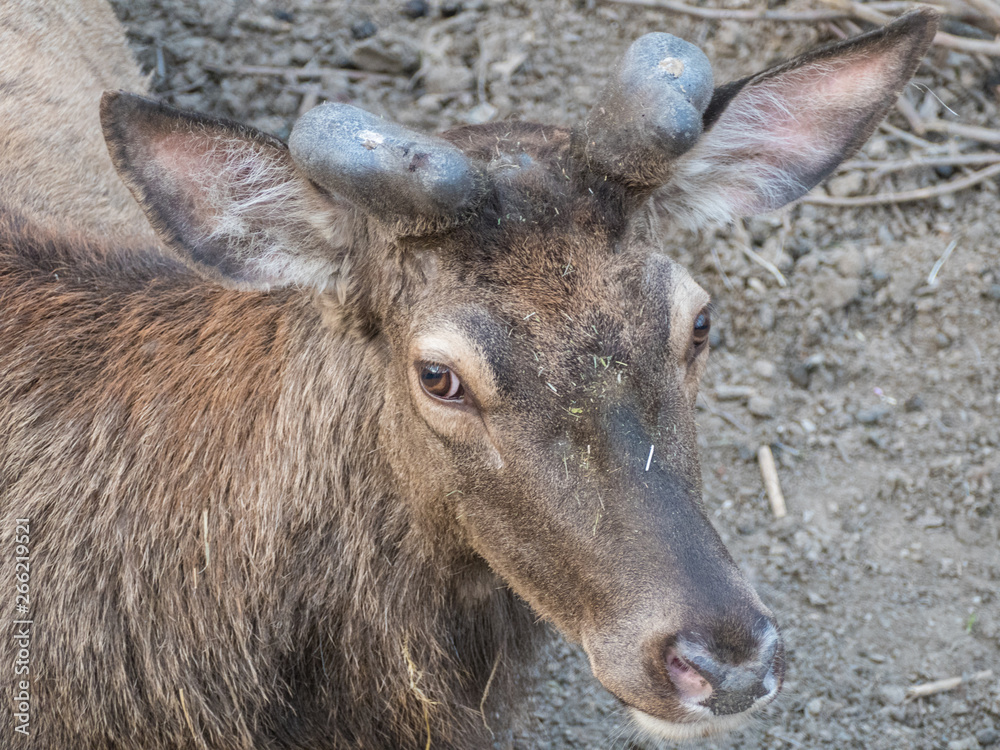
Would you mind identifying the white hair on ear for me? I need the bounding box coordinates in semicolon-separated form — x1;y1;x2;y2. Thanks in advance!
190;134;354;291
658;59;886;229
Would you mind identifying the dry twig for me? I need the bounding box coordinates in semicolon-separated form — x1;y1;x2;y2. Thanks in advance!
731;221;789;287
742;245;789;287
203;62;399;82
905;669;994;700
822;0;1000;55
879;121;941;150
895;95;927;134
757;445;787;519
609;0;1000;56
964;0;1000;22
608;0;850;21
922;118;1000;143
927;238;959;284
805;161;1000;205
697;394;750;433
839;153;1000;174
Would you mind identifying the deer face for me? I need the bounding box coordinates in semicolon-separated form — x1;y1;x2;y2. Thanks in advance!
102;10;936;738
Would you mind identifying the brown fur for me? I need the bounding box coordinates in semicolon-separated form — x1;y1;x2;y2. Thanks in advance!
0;210;540;748
0;5;937;749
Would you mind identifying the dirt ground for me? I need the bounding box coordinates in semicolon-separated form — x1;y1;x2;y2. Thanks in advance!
108;1;1000;747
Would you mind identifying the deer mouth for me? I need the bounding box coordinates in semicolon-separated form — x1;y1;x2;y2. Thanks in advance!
625;640;783;741
585;619;785;741
628;698;776;741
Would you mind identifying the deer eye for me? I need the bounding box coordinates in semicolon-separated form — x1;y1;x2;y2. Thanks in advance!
419;363;465;402
692;308;711;348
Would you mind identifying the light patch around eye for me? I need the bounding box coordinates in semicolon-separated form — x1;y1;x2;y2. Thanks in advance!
411;328;505;469
411;329;498;410
667;264;711;363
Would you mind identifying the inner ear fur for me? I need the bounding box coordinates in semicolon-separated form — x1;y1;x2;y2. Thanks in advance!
101;91;358;291
655;9;938;227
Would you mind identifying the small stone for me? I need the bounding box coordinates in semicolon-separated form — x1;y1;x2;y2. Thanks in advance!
904;395;924;412
879;685;907;706
804;353;826;370
715;385;756;401
806;591;828;607
977;728;1000;746
871;268;890;286
856;405;891;425
421;63;475;94
811;268;861;310
290;41;314;65
888;706;907;722
294;21;322;42
832;244;866;278
946;738;979;750
351;19;378;40
351;36;420;74
416;93;445;113
401;0;430;18
758;302;776;331
916;513;945;529
806;697;823;715
237;12;291;32
465;102;498;124
753;359;777;380
985;284;1000;301
827;171;864;198
748;395;776;419
789;363;810;389
441;1;464;16
866;135;889;159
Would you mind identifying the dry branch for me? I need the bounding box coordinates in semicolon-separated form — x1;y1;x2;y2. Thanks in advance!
742;245;789;287
879;121;940;149
203;63;399;82
608;0;850;21
805;161;1000;205
922;118;1000;143
964;0;1000;22
821;0;1000;54
905;669;994;700
839;153;1000;173
609;0;1000;56
757;445;787;519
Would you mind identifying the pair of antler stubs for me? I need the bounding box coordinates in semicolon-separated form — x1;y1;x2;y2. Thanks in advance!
288;32;712;230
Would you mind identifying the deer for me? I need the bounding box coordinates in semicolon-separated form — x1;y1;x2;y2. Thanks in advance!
0;3;937;748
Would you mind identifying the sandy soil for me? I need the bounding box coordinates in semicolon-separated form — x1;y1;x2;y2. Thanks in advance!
109;1;1000;747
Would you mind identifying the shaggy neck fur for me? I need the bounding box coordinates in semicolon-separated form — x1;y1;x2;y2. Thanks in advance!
0;215;543;750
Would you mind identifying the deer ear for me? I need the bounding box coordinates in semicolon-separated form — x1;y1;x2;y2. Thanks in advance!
657;9;938;227
101;92;356;291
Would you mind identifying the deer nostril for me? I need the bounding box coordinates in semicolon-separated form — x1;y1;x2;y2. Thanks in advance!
665;647;712;704
665;623;784;716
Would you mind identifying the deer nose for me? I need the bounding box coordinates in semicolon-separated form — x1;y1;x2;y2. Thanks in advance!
663;620;783;716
